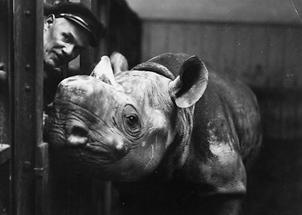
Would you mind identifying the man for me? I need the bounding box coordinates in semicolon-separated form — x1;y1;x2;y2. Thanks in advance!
0;2;104;107
43;2;105;107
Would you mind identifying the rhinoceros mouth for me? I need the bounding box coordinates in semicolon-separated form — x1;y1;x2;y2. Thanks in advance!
83;141;129;161
54;142;126;164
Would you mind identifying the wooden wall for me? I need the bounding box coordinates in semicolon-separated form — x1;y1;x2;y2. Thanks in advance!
142;20;302;88
0;0;9;146
0;0;11;214
142;20;302;140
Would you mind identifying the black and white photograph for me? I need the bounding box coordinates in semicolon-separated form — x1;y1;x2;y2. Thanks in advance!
0;0;302;214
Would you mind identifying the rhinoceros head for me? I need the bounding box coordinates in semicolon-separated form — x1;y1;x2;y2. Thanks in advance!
44;53;208;181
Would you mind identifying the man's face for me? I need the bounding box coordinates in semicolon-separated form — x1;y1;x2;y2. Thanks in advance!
43;15;90;68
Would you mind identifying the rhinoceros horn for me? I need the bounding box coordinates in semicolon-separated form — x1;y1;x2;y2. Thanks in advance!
110;52;128;74
90;56;118;87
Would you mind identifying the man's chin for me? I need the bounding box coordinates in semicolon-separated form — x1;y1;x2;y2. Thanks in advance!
45;59;56;68
45;59;64;68
44;61;63;78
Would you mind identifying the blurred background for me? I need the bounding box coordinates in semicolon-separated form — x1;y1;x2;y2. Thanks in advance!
0;0;302;214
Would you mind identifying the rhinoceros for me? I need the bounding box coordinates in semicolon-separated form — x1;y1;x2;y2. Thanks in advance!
44;52;262;215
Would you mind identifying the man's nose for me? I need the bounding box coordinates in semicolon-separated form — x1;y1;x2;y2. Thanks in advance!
62;44;76;59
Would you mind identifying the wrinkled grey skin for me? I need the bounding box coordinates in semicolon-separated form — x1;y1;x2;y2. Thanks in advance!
44;52;262;215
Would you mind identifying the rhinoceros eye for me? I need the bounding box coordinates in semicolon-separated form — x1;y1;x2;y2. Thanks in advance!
122;105;141;137
125;115;139;129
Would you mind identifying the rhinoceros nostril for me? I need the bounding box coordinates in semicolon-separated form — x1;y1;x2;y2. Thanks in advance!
71;125;88;136
67;125;89;147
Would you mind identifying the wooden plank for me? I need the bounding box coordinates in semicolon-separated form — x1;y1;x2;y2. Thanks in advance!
0;0;10;148
217;24;236;75
283;27;302;139
35;142;49;215
0;161;9;215
201;24;221;71
149;22;170;58
266;26;286;87
0;144;10;166
249;25;269;87
167;22;186;53
297;102;302;140
235;25;252;83
197;24;208;60
283;27;302;88
264;26;286;140
11;1;44;215
183;23;202;56
142;21;151;61
295;28;302;87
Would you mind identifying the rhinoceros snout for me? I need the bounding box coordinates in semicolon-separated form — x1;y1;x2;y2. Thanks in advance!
106;135;129;156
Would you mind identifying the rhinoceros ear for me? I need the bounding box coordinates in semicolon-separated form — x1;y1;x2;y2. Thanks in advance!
168;56;208;108
110;52;128;74
90;56;117;86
